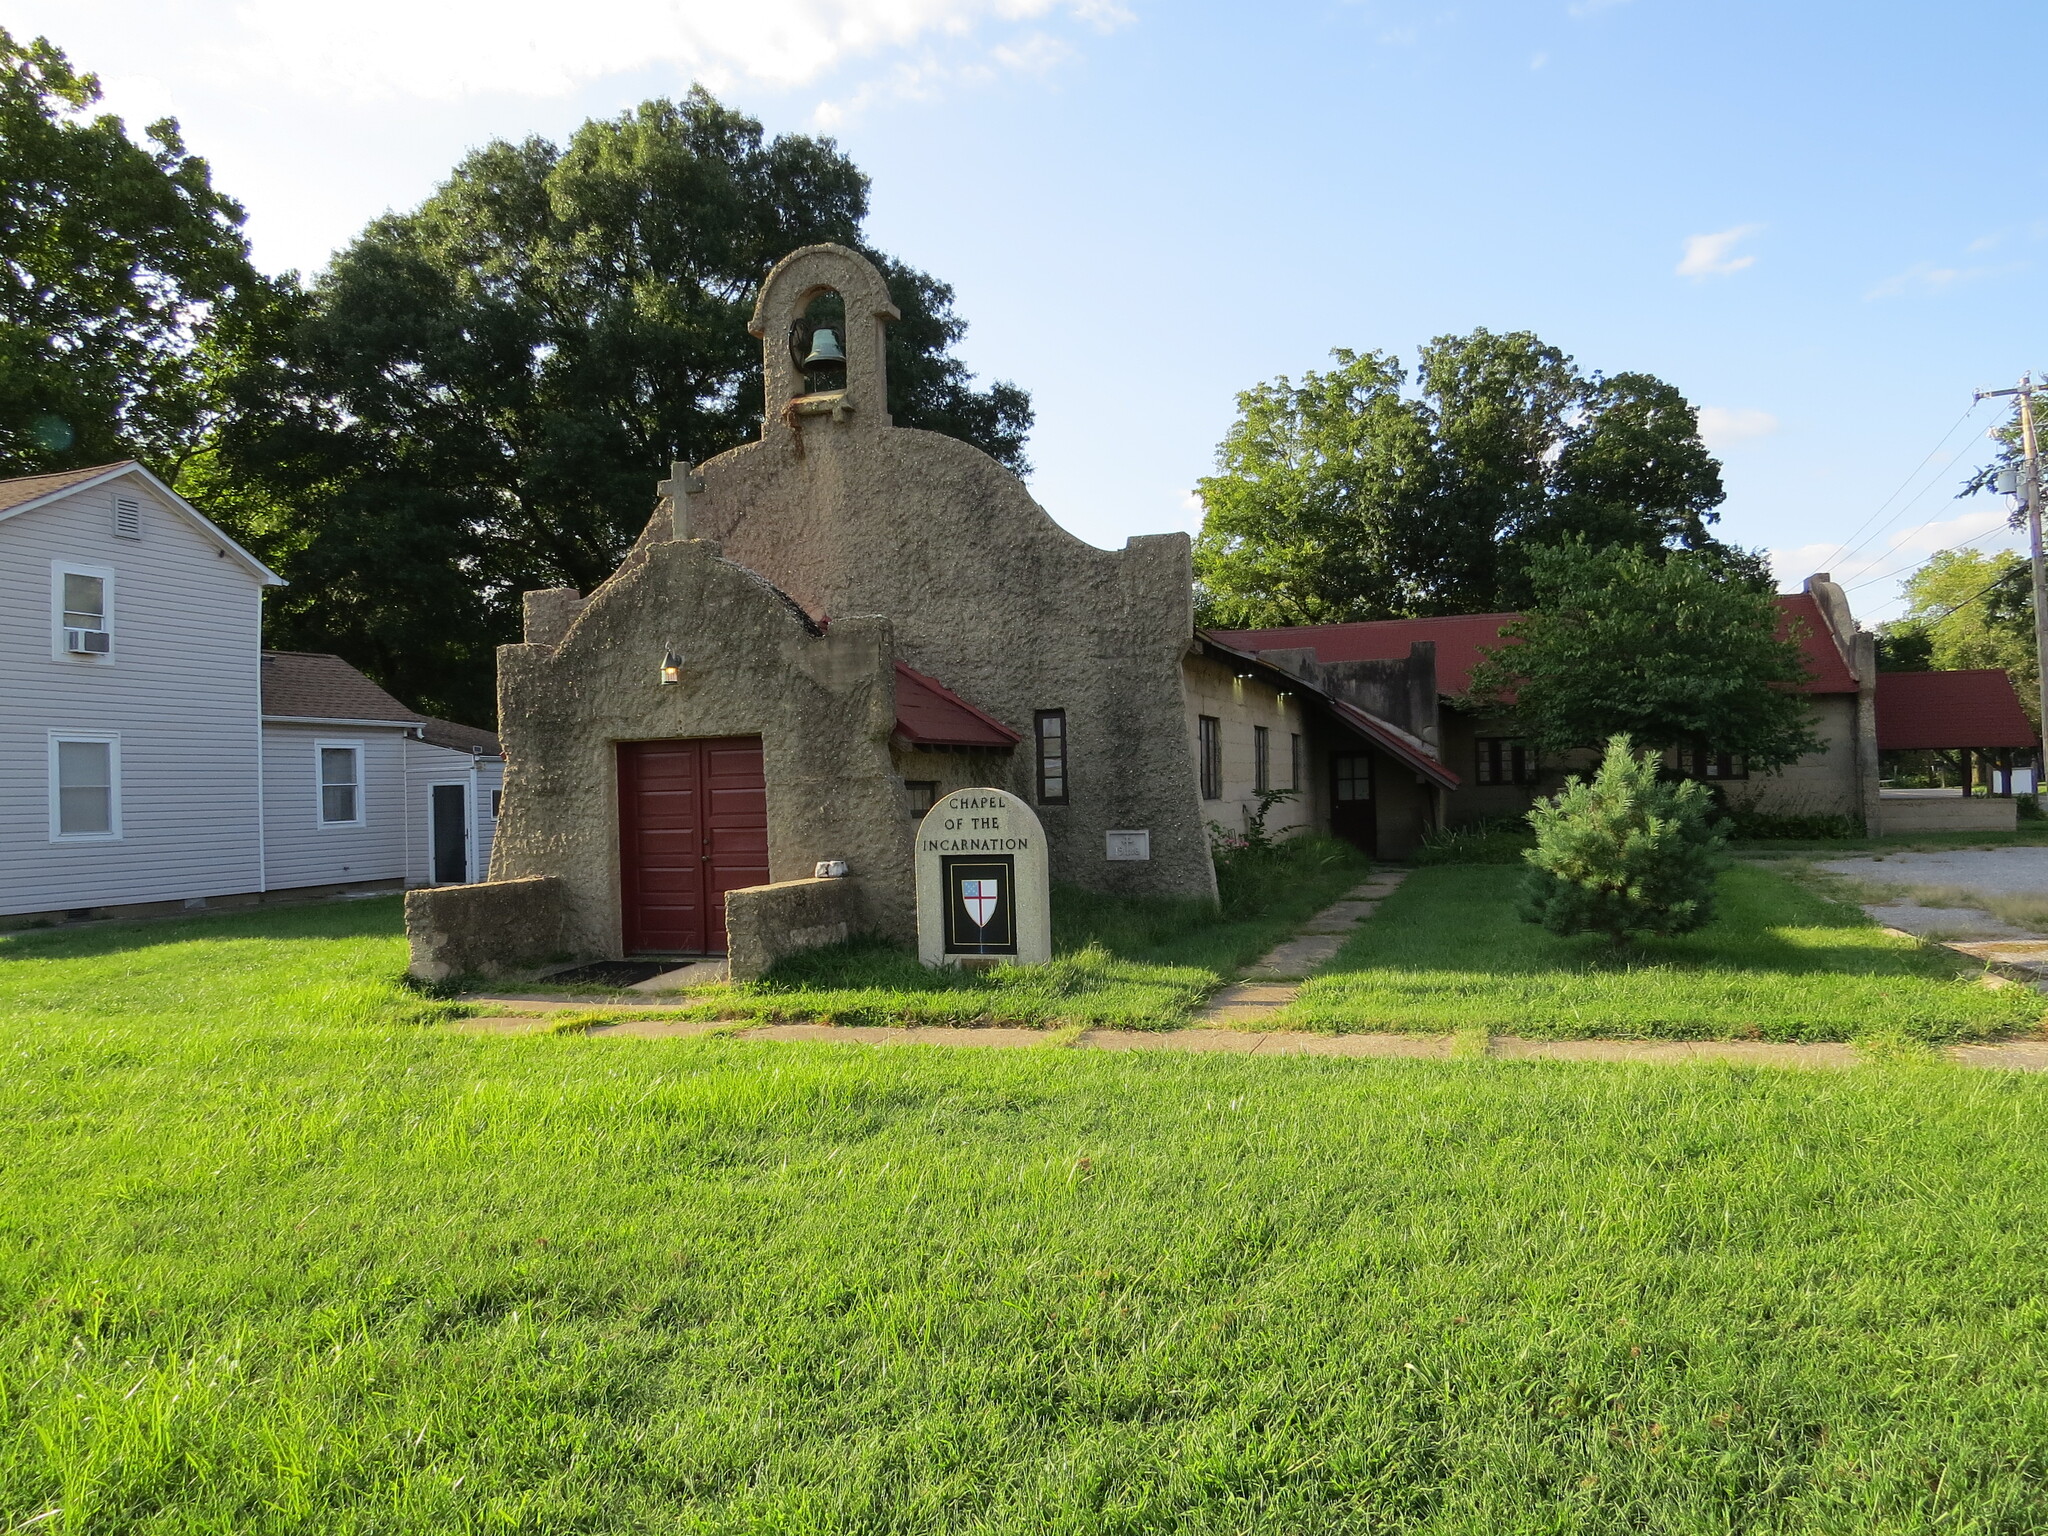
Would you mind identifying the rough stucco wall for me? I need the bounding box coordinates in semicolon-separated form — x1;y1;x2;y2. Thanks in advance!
642;243;1215;907
1180;654;1315;838
405;876;566;980
726;876;861;980
1733;697;1859;818
489;539;913;956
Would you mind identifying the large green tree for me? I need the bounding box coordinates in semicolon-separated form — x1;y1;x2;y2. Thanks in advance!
1192;331;1728;626
1466;542;1821;772
0;29;271;478
206;89;1031;726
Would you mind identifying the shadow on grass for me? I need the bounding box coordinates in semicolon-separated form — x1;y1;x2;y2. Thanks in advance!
1290;864;2047;1042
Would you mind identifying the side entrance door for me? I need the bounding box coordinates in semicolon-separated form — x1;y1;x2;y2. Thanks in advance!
618;737;770;955
1330;752;1376;855
429;782;469;883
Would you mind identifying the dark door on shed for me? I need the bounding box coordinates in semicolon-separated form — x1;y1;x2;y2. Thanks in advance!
618;737;770;955
430;782;468;883
1330;751;1376;855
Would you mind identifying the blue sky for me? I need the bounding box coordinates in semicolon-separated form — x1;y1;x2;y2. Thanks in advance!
26;0;2047;619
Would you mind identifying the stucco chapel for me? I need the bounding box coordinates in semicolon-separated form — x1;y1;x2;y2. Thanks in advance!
407;243;1457;981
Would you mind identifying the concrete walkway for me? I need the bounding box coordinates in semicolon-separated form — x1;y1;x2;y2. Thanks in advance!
446;1008;2048;1070
1196;869;1409;1027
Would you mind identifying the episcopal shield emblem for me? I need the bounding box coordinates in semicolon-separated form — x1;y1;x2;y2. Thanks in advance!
940;855;1017;955
961;878;1000;928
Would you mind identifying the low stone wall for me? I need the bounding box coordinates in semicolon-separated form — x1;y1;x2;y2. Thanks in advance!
406;876;570;982
1876;795;2017;836
726;876;860;982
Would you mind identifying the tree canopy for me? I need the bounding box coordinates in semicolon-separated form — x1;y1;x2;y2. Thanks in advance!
1466;542;1821;772
200;89;1031;725
0;29;270;478
1878;547;2038;721
1192;331;1730;626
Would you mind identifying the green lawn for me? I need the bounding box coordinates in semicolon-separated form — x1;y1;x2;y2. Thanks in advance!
518;836;1372;1030
7;905;2048;1531
1286;864;2045;1042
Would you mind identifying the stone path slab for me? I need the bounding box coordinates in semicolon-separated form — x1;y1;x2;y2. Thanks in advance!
629;960;728;991
1217;870;1408;997
449;1013;2048;1070
1820;846;2048;897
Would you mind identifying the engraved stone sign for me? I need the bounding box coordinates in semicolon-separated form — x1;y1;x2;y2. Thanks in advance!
914;787;1051;967
1105;829;1151;861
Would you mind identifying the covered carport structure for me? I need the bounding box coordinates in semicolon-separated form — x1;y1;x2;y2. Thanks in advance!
1876;669;2039;796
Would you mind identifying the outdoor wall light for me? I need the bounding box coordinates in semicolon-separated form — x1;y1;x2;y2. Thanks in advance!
659;651;683;685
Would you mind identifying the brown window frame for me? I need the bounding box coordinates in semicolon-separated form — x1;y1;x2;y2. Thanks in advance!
1290;731;1304;793
1198;715;1222;800
1034;710;1068;805
1253;725;1271;794
904;779;938;817
1475;737;1538;786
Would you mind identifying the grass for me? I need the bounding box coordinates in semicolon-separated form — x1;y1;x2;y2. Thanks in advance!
560;835;1371;1031
9;906;2048;1530
1285;864;2045;1042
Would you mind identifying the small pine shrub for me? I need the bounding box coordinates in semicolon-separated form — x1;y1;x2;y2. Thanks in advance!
2019;794;2044;824
1521;734;1726;946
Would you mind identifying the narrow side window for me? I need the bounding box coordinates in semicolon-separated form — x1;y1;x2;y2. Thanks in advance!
1035;710;1068;805
54;565;113;659
50;735;119;839
1253;725;1271;794
318;743;365;827
1198;716;1222;800
1290;732;1304;792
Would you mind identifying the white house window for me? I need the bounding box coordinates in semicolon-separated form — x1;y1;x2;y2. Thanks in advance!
317;742;365;827
53;564;114;660
49;733;120;840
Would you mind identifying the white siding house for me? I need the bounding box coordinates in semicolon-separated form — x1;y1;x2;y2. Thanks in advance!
0;462;278;918
1;461;502;924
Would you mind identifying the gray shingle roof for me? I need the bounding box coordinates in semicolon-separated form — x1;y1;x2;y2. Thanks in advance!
0;461;133;513
261;651;419;723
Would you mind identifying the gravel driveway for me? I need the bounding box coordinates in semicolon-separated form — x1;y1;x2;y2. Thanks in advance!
1816;845;2048;896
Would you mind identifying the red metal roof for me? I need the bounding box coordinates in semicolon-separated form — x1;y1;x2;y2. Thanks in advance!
1876;669;2038;751
1211;594;1859;698
893;662;1021;749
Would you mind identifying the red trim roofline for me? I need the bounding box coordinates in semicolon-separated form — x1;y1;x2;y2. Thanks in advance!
892;662;1023;748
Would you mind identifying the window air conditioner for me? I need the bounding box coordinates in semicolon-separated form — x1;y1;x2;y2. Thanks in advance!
65;627;111;655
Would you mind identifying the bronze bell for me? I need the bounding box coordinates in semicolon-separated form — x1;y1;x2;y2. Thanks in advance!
801;327;846;369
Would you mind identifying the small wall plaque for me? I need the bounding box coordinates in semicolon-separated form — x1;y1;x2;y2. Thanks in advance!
1105;829;1151;861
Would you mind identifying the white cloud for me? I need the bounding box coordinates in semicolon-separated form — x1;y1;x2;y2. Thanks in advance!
1864;259;2022;301
209;0;1126;104
1676;224;1762;279
1696;406;1778;450
1768;506;2017;606
1529;50;1549;69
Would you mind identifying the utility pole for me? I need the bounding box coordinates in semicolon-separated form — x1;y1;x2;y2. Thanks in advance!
1973;375;2048;793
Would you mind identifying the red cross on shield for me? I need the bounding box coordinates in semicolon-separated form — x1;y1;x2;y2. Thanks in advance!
960;877;1000;929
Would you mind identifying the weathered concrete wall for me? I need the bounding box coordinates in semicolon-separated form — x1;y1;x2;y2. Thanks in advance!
1731;696;1860;819
646;243;1215;907
1878;795;2018;836
490;538;913;956
405;876;567;981
726;876;861;981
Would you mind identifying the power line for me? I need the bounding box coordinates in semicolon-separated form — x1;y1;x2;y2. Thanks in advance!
1815;399;1985;574
1842;520;2018;595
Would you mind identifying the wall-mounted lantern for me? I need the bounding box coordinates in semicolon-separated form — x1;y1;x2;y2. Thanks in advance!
659;651;683;685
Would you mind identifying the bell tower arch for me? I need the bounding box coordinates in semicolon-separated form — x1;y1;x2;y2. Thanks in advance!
748;244;902;435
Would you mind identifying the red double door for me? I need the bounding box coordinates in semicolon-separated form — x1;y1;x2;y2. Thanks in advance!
618;737;770;955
